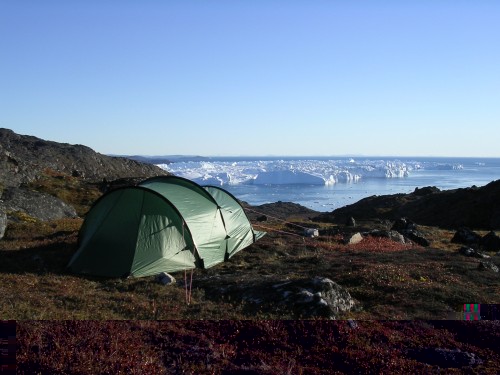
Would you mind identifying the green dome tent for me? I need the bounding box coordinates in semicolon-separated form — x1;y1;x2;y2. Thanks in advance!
67;176;265;278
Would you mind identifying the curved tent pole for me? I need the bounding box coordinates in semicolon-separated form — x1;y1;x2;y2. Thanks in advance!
203;184;262;242
141;175;222;209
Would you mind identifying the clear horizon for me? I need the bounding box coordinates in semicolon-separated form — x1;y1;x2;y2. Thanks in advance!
124;153;500;160
2;1;499;157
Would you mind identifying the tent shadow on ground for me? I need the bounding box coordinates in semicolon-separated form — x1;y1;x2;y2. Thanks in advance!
0;243;133;288
0;241;77;276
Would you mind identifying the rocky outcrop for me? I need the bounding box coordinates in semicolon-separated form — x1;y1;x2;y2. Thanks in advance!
2;187;78;221
412;186;440;196
452;229;500;253
244;201;318;221
316;180;500;230
201;276;356;319
0;128;168;188
271;277;356;319
391;217;430;247
451;227;483;246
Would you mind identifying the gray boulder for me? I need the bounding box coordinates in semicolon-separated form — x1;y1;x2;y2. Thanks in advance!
0;201;6;239
272;276;356;319
391;217;430;246
451;227;482;245
2;187;77;221
388;231;406;244
345;232;363;245
404;231;430;247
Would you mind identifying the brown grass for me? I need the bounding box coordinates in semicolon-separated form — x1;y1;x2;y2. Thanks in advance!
28;169;102;216
1;218;499;321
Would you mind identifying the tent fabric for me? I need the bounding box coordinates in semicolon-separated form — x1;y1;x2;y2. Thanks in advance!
139;176;227;268
68;176;264;278
203;186;265;259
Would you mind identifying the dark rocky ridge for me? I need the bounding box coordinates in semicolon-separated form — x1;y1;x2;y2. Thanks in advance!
122;155;174;165
243;201;318;222
316;180;500;230
0;128;168;188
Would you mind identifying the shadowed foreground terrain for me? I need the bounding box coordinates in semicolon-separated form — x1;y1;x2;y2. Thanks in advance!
16;320;500;374
4;206;500;372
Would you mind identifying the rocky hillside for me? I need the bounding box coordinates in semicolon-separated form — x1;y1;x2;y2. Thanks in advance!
316;181;500;230
0;128;167;188
0;128;170;234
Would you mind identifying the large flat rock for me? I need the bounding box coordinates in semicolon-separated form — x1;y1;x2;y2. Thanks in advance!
2;187;78;222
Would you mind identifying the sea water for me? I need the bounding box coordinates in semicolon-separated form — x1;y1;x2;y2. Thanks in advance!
159;157;500;212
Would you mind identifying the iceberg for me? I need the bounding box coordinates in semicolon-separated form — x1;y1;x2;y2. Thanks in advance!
253;170;325;185
158;158;418;186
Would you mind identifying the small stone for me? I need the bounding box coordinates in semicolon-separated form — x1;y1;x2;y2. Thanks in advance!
156;272;176;285
348;319;358;329
304;228;319;237
477;261;499;273
460;246;476;257
346;232;363;245
459;246;490;258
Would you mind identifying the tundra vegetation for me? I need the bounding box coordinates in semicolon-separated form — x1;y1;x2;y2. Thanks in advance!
3;176;500;373
2;129;499;373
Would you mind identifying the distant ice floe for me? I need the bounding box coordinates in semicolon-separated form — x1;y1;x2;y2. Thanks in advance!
157;159;463;186
253;170;325;185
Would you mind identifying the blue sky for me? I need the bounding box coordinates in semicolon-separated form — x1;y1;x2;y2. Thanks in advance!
1;1;499;156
